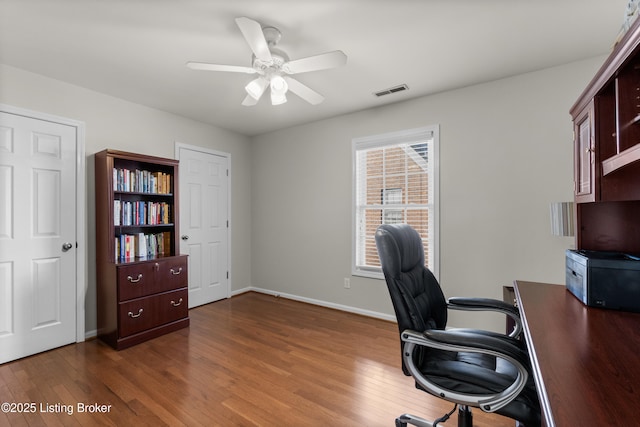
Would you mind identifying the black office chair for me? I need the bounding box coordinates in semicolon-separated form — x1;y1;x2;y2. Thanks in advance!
375;224;541;427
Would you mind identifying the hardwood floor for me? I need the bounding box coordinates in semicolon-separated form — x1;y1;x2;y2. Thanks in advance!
0;292;515;426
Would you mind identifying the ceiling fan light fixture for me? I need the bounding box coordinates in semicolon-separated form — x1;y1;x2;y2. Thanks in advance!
245;77;269;100
270;75;288;105
271;92;287;105
270;75;288;94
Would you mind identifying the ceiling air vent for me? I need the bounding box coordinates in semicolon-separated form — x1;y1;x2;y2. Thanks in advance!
374;84;409;97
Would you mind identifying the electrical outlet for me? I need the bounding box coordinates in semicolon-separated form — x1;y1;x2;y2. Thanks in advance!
344;278;351;289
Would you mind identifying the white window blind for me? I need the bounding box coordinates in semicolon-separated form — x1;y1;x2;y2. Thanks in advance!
352;126;439;278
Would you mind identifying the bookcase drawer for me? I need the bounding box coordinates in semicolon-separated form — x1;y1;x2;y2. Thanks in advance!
117;256;188;300
118;288;188;338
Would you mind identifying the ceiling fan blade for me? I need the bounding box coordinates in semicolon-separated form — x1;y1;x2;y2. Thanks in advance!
283;50;347;74
283;76;325;105
242;94;259;106
235;17;273;62
186;62;257;74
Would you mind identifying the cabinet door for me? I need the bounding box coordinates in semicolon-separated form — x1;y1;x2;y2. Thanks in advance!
575;103;596;202
157;256;188;289
117;262;157;301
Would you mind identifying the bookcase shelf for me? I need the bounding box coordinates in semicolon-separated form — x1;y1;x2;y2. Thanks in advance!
95;149;189;350
115;224;175;229
114;191;174;196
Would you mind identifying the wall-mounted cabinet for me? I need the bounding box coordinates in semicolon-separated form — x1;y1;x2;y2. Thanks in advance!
571;17;640;253
95;149;189;350
573;101;596;203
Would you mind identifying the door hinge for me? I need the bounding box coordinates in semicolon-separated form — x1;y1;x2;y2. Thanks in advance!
226;271;229;279
226;169;229;176
227;220;229;228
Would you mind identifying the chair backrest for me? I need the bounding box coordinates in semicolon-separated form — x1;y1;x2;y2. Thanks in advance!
375;224;448;372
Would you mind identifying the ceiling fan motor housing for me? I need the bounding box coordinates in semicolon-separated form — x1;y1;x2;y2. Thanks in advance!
252;48;289;73
252;26;289;75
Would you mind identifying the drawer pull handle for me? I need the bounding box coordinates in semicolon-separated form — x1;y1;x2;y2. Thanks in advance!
171;298;183;307
128;308;143;318
127;274;143;283
170;267;183;275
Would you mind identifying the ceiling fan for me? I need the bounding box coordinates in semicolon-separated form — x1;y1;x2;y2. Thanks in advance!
187;17;347;106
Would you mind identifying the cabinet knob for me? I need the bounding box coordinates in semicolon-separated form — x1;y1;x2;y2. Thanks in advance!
181;235;189;240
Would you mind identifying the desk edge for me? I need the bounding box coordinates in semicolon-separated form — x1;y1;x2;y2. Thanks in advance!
514;280;556;427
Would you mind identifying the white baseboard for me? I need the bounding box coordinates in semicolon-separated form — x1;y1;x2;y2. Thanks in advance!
232;286;396;322
84;329;97;340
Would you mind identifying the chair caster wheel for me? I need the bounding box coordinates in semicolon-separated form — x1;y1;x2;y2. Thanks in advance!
395;419;407;427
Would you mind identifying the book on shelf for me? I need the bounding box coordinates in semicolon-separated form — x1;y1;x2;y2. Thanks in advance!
135;232;147;259
115;231;171;261
113;200;171;226
114;200;121;226
113;167;171;194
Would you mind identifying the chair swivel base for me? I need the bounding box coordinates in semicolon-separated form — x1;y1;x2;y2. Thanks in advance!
395;413;434;427
395;406;472;427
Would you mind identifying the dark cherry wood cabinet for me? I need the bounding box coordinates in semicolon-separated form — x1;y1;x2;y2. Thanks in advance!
570;17;640;253
95;149;189;350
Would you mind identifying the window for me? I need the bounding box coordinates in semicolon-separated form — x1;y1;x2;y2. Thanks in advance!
352;126;439;279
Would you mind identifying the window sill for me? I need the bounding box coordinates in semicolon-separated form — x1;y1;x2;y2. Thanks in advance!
351;268;385;280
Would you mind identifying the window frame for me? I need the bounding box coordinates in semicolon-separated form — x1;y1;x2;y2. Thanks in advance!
351;125;440;280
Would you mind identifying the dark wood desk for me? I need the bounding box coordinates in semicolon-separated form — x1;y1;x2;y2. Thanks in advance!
514;281;640;427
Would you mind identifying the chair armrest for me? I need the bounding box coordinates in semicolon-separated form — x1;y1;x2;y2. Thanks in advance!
420;328;529;366
447;297;522;338
448;297;518;315
400;328;530;412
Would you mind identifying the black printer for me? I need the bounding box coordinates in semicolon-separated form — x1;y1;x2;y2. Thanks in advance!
566;249;640;312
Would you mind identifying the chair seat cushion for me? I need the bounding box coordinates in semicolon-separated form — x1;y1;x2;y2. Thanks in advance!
422;350;513;394
416;349;540;425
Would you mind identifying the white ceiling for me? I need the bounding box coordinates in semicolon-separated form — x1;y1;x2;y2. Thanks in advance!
0;0;629;136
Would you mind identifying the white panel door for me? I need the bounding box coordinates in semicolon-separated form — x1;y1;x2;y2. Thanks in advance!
0;111;77;364
178;146;229;308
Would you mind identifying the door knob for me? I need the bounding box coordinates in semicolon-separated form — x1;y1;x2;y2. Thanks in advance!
62;242;73;252
181;235;189;240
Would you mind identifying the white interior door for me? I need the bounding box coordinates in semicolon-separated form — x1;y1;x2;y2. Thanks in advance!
177;144;229;308
0;111;78;364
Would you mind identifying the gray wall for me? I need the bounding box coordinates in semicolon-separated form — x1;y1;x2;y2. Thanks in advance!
1;54;606;336
0;64;253;335
250;56;605;332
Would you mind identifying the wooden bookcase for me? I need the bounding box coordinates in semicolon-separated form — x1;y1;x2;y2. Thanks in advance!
570;17;640;253
95;149;189;350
